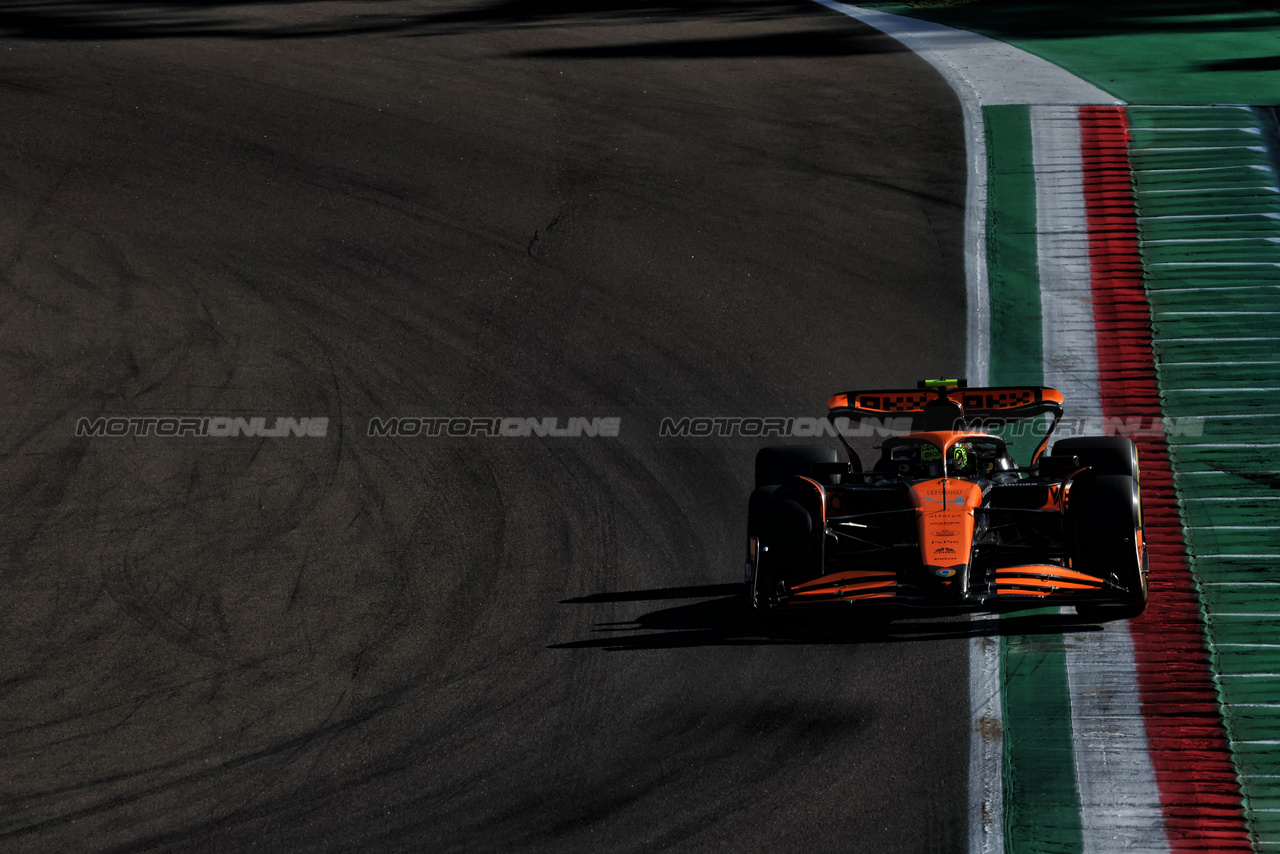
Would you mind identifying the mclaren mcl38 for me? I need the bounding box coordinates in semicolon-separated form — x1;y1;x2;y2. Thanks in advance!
745;380;1149;623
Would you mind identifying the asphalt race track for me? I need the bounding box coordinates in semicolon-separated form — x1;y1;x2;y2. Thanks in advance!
0;1;970;850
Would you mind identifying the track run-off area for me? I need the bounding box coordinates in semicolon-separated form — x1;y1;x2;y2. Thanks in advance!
841;1;1280;851
3;0;1279;851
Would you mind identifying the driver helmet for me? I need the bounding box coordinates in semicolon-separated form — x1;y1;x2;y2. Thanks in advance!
948;442;976;477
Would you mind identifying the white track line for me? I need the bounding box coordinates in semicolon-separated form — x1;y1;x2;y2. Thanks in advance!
969;627;1005;854
809;0;1120;390
804;7;1124;853
1033;107;1102;421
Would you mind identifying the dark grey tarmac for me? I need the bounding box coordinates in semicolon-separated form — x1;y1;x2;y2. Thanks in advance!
0;1;970;850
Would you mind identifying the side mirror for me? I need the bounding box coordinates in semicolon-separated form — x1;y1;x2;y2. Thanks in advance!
1037;454;1081;479
813;461;855;477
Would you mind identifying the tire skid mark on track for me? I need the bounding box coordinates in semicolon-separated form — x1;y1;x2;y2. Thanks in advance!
0;8;977;848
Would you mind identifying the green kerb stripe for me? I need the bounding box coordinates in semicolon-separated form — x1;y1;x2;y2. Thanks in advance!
1001;630;1084;854
984;104;1084;854
984;105;1044;396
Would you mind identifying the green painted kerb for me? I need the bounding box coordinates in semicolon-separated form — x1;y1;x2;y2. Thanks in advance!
861;0;1280;107
1001;633;1083;854
984;104;1083;854
983;105;1043;402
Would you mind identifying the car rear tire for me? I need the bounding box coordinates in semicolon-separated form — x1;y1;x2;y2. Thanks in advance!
755;445;843;488
1053;436;1139;480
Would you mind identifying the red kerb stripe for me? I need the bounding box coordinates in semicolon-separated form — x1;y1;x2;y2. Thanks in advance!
1079;105;1251;851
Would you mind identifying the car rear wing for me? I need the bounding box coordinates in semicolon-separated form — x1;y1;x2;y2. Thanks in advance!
825;380;1065;463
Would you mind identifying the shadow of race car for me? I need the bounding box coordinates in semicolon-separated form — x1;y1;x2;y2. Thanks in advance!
746;379;1148;624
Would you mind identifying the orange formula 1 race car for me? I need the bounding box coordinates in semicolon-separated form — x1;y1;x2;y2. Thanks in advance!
745;380;1148;624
